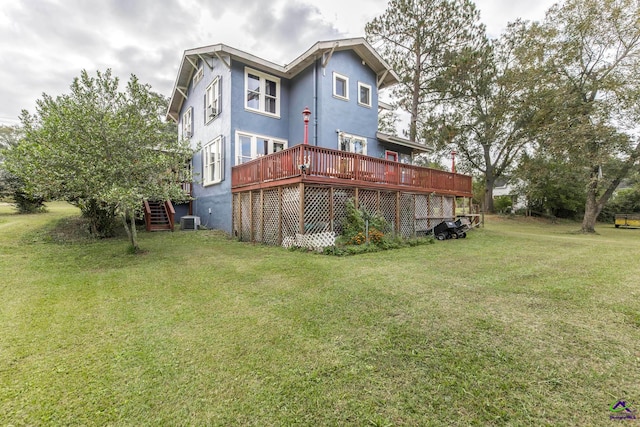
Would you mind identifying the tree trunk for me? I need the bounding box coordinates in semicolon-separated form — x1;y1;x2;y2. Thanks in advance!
129;210;139;251
409;49;421;142
483;144;495;213
484;174;495;214
121;209;140;252
581;185;599;233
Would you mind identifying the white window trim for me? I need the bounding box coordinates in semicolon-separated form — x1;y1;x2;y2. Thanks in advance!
193;66;204;87
358;82;372;107
338;131;367;156
203;136;223;186
244;67;281;118
333;72;349;101
205;76;221;123
182;107;193;139
235;130;288;165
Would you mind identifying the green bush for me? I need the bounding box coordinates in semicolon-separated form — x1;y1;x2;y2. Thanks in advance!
13;190;46;214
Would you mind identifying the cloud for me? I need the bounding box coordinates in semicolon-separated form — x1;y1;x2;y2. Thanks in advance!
0;0;558;125
243;2;343;63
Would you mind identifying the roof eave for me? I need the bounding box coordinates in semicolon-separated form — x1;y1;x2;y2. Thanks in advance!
377;131;433;154
167;38;401;120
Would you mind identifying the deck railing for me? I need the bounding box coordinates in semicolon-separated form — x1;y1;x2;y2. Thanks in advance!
231;144;472;195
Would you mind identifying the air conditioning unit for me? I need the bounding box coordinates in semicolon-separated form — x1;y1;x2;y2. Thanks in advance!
180;215;201;231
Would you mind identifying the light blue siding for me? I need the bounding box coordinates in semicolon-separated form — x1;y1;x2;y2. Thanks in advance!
316;51;379;155
176;47;397;234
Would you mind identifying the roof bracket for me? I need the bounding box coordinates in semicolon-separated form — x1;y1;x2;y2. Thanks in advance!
214;52;231;70
377;70;389;89
167;112;178;123
186;56;198;70
198;54;214;71
322;42;339;69
177;86;188;99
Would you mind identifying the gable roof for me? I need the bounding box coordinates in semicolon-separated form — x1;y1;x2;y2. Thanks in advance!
166;38;400;122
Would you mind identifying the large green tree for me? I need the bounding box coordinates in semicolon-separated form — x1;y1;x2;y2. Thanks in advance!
365;0;486;142
528;0;640;232
0;125;45;212
4;70;191;250
0;125;20;198
435;22;543;212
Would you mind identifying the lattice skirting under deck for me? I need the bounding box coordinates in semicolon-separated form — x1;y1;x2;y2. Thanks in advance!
233;184;471;250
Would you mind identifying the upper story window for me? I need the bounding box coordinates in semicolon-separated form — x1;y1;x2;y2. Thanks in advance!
205;76;221;123
235;131;287;165
358;82;372;107
182;107;193;139
333;72;349;100
245;67;280;118
203;136;224;186
193;66;204;87
338;132;367;156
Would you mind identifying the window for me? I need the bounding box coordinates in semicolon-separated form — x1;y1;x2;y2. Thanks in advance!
358;82;372;107
193;66;203;87
235;131;288;165
333;72;349;100
338;132;367;155
203;136;224;185
205;76;221;123
244;68;280;117
182;107;193;139
385;150;398;162
399;153;412;164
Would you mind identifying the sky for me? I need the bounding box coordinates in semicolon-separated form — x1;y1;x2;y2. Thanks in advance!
0;0;557;126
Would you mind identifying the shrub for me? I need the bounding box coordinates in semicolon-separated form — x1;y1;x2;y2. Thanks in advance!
14;190;46;214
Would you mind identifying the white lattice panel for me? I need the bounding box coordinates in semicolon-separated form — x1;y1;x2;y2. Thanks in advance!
415;194;429;233
428;194;441;229
304;187;331;234
263;189;280;246
240;193;252;241
399;194;414;238
252;192;262;242
282;186;300;242
359;190;378;216
333;188;355;235
295;232;335;251
380;192;397;235
443;196;454;218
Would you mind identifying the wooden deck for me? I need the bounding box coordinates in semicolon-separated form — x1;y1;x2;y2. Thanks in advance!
231;145;472;196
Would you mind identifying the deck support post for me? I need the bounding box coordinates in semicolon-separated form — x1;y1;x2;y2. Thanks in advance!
396;191;401;237
260;190;264;243
330;187;335;233
299;183;305;235
249;191;253;242
278;187;283;245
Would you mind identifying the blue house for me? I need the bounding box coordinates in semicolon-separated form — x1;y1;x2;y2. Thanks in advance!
166;38;472;244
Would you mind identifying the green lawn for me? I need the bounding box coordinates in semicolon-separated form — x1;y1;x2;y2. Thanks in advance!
1;203;639;425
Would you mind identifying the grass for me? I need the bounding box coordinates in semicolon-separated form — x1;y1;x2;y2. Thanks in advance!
1;203;640;425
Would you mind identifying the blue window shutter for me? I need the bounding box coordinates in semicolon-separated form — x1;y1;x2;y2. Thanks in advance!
220;136;225;182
